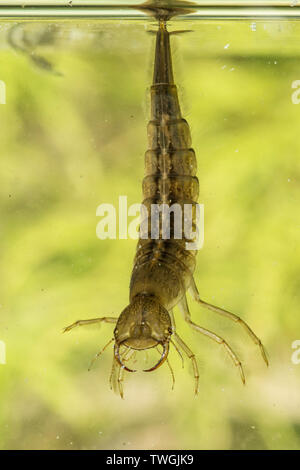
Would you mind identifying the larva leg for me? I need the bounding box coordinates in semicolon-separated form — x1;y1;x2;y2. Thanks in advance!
88;338;114;371
117;364;125;400
189;277;268;366
179;295;245;384
156;345;175;390
63;316;117;333
172;332;199;395
166;358;175;391
169;309;199;394
110;346;132;396
169;310;185;369
118;349;136;399
110;349;126;397
110;357;121;394
170;339;185;369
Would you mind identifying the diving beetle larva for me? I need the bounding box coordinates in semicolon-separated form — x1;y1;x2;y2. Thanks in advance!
64;14;268;398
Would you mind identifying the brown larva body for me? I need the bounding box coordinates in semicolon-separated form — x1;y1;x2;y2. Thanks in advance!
130;21;198;312
64;20;268;398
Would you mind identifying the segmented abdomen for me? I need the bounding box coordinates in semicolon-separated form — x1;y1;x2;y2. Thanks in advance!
130;79;200;310
129;26;199;309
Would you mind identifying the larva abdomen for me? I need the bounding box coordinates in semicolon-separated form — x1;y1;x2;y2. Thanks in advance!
144;148;197;177
147;118;192;149
142;174;199;202
129;25;199;310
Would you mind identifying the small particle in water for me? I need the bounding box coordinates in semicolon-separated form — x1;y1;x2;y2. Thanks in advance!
274;60;278;65
56;435;60;440
68;1;73;6
70;442;73;446
8;194;11;198
250;23;257;32
235;149;239;153
221;65;227;70
288;178;291;182
251;426;256;430
98;431;103;435
229;68;235;72
224;43;230;49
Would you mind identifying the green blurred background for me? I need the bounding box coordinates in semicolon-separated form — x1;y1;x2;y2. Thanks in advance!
0;18;300;450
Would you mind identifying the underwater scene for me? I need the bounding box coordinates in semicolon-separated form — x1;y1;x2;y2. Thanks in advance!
0;0;300;451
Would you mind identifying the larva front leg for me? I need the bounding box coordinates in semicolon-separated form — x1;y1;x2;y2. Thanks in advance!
189;277;269;367
63;316;117;333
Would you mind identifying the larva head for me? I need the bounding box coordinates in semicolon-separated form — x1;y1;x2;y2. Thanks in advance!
113;295;172;372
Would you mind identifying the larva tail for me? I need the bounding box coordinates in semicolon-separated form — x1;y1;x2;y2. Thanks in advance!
137;1;194;21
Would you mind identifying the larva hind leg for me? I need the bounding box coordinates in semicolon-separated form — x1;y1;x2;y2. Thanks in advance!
63;316;117;333
189;277;268;366
178;294;245;385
